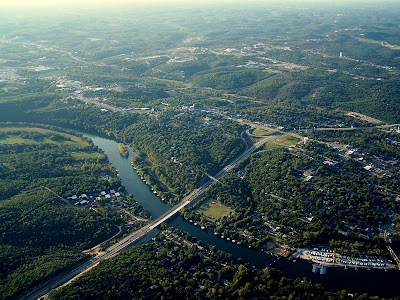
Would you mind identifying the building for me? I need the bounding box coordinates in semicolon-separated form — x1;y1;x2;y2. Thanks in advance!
312;264;327;274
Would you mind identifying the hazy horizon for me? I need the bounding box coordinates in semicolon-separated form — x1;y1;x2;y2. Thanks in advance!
1;0;398;8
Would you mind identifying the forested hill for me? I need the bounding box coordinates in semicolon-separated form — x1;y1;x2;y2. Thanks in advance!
0;129;122;299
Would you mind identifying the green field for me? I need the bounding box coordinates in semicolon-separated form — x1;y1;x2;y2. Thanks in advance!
0;136;37;144
0;127;88;147
251;127;275;136
263;140;283;150
275;135;301;146
0;135;82;146
198;201;234;220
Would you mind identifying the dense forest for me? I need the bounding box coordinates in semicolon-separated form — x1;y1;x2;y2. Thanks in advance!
0;129;123;299
2;101;245;203
127;111;246;203
48;228;375;300
0;1;400;298
184;140;399;255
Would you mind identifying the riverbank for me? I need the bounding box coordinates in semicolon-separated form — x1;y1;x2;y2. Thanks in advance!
82;130;400;298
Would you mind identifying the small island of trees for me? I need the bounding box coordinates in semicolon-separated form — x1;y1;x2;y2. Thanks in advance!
118;143;129;157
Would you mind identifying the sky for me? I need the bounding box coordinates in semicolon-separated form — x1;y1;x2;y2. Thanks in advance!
0;0;396;12
0;0;238;6
0;0;387;6
0;0;243;8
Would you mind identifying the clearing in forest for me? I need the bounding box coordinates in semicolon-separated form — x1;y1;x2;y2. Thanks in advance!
251;127;275;136
199;200;234;220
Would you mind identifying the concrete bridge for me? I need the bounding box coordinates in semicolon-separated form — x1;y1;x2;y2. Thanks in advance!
20;134;277;300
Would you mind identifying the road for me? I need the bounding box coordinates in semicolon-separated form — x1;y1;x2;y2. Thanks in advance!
25;109;395;300
75;95;153;115
301;124;400;132
206;106;398;136
19;134;275;300
382;219;400;270
384;233;400;270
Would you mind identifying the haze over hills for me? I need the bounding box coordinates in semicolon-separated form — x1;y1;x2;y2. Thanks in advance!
0;1;400;299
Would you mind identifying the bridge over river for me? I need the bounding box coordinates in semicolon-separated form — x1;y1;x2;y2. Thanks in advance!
20;134;278;300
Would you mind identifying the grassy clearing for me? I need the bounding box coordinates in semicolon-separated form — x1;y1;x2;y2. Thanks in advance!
0;137;37;144
0;127;88;147
275;135;301;146
198;200;234;220
0;135;85;147
356;37;400;50
251;127;275;136
262;140;283;150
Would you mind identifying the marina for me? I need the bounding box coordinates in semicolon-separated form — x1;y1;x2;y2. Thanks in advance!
294;247;395;270
83;131;400;298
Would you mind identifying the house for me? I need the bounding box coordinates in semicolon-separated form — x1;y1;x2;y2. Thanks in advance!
305;175;313;182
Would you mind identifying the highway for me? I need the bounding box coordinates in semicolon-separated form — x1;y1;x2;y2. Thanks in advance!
205;106;399;137
382;220;400;270
26;108;393;299
301;124;400;132
23;108;395;300
19;133;275;300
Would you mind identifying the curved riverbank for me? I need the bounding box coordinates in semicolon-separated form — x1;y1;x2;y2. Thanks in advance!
82;131;400;298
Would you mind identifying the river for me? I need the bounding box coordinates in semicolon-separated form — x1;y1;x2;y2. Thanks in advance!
83;132;400;298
